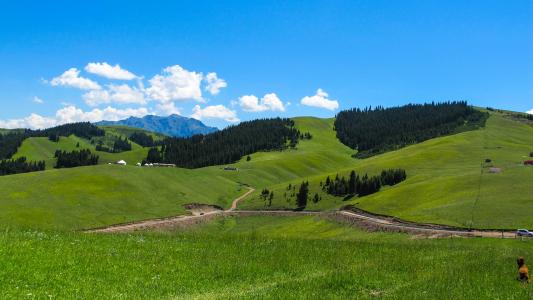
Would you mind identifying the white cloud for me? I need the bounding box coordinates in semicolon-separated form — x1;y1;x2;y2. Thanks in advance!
191;105;239;123
205;72;227;95
156;102;182;115
83;90;110;106
0;106;150;129
527;109;533;115
33;96;44;104
85;62;137;80
55;106;149;124
50;68;101;90
83;84;146;106
145;65;203;102
300;88;339;111
238;93;286;112
0;113;56;129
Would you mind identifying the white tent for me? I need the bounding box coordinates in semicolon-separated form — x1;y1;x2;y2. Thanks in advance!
116;160;127;165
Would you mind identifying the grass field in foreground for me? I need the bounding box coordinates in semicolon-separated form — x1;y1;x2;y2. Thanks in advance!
1;215;532;299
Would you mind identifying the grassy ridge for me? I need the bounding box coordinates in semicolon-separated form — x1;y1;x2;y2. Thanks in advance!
233;112;533;229
2;110;533;229
0;165;243;230
13;134;149;168
1;215;532;299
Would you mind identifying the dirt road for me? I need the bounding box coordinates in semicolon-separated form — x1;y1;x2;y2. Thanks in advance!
87;187;255;233
86;187;518;238
228;187;255;211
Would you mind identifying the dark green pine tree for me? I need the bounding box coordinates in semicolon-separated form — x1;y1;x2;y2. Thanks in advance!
296;181;309;210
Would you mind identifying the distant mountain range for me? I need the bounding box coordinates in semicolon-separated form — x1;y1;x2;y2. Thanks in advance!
96;115;218;137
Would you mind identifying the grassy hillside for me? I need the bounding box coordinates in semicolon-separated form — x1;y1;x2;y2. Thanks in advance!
98;125;167;141
0;165;243;230
224;112;533;229
1;215;532;298
13;131;151;169
2;110;533;230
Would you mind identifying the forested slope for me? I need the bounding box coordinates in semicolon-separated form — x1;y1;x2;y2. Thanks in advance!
334;102;488;157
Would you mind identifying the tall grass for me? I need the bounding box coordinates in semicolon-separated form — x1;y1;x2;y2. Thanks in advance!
1;216;533;299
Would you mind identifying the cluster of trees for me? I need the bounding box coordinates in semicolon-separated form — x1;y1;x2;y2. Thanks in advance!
54;149;99;168
260;188;274;207
129;132;156;147
0;157;45;176
48;134;60;142
95;137;132;153
282;182;321;210
112;137;132;152
299;131;312;140
0;122;105;160
511;112;533;122
286;181;321;209
334;102;488;158
322;169;407;197
146;118;301;168
0;132;28;159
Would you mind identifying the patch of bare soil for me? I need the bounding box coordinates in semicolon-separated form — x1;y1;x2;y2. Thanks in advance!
184;203;224;216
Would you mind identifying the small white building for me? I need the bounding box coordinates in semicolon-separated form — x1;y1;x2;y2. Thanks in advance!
116;160;127;166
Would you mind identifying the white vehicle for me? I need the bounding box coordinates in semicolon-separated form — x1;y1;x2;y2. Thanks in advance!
516;229;533;237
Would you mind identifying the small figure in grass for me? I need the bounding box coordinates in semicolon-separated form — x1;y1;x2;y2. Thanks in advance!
517;257;530;283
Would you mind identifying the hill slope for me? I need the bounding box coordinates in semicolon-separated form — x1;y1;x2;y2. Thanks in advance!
96;114;218;137
1;109;533;230
13;133;149;168
235;111;533;229
0;165;243;230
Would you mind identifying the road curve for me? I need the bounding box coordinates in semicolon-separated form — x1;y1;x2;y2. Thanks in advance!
86;187;519;238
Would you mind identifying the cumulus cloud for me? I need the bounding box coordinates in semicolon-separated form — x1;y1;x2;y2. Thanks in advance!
300;88;339;111
33;96;44;104
0;113;56;129
85;62;137;80
156;102;182;115
527;109;533;115
238;93;285;112
191;105;239;123
145;65;203;102
205;72;227;95
0;106;150;129
54;105;149;124
50;68;101;90
83;84;146;106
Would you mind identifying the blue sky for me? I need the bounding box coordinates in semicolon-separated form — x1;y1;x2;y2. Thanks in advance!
0;0;532;129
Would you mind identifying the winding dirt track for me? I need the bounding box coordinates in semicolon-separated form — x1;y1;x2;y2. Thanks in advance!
86;187;518;238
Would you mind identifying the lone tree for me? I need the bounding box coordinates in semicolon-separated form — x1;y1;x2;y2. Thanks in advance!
296;181;309;210
348;170;357;194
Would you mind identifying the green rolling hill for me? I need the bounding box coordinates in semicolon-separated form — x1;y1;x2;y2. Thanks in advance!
234;111;533;229
12;125;167;168
1;109;533;230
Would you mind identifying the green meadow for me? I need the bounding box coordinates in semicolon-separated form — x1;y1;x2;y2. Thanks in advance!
13;126;159;168
2;110;533;230
233;112;533;229
0;165;243;230
1;215;532;299
2;111;533;299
